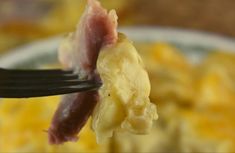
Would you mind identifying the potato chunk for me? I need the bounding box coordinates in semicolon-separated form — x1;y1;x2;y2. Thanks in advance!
92;34;158;142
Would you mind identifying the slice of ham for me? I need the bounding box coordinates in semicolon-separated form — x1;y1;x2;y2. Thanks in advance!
48;0;118;144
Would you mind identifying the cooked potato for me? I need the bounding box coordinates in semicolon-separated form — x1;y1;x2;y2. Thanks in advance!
92;34;158;142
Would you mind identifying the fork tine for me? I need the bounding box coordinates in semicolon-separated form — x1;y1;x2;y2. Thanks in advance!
0;69;75;77
0;80;93;88
0;73;79;80
0;82;102;98
0;79;85;87
0;68;101;98
0;68;73;75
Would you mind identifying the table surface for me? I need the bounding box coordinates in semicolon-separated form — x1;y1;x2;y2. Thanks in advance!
1;0;235;53
123;0;235;37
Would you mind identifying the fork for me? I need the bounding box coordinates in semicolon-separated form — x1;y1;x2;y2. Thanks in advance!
0;68;101;98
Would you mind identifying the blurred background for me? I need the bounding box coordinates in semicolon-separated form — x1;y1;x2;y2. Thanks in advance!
1;0;235;53
1;0;235;152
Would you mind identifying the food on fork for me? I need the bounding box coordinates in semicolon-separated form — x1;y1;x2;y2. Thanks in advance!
48;0;157;144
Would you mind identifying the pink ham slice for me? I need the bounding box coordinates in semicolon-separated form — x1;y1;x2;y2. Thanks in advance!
48;0;118;144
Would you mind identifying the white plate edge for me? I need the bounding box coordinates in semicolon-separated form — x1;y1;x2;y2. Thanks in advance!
1;27;235;67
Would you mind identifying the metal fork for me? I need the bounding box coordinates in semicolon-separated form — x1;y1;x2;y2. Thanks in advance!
0;68;101;98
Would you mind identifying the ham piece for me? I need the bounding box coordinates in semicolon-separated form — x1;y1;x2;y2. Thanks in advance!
48;0;118;144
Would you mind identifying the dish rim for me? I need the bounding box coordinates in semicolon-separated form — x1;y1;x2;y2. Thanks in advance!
1;26;235;67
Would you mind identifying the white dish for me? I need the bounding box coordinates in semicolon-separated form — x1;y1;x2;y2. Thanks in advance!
0;27;235;68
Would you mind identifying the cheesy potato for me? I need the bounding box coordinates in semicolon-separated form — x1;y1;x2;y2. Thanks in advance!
137;43;195;105
195;51;235;108
180;108;235;152
92;34;158;142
